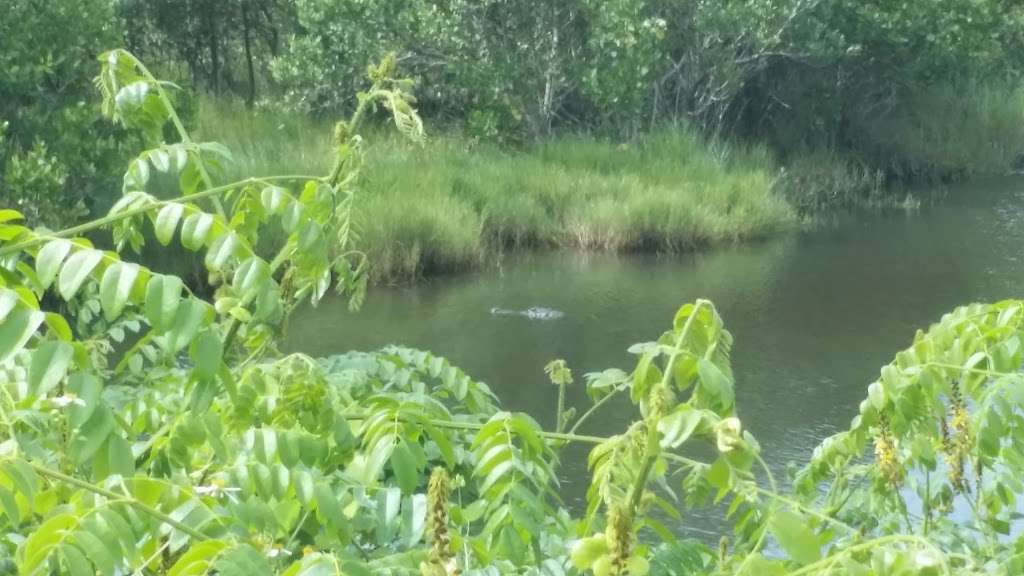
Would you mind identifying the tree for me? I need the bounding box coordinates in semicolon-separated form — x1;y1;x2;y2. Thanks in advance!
0;0;128;226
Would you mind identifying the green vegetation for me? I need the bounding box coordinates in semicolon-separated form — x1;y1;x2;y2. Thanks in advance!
199;99;795;282
0;0;132;228
5;1;1024;570
2;56;1024;571
7;0;1024;279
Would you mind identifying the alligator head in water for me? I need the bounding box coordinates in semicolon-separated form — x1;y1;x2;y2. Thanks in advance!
489;306;564;320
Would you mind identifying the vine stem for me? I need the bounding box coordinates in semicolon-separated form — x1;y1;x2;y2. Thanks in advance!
734;454;780;575
342;410;615;446
555;380;567;433
132;537;171;576
27;462;209;541
567;384;625;436
0;175;320;258
627;299;707;514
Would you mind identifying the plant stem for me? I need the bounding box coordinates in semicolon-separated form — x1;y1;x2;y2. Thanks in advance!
568;384;624;436
555;380;567;434
342;410;614;446
28;462;209;541
121;50;226;220
626;300;707;514
923;469;931;536
132;537;171;576
755;453;779;496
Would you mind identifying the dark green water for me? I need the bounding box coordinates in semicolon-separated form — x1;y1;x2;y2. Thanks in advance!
286;177;1024;538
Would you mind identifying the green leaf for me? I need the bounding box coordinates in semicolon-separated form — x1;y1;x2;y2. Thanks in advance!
98;508;138;564
233;257;270;296
154;203;185;245
376;487;401;545
401;493;427;546
261;186;287;214
314;482;346;529
57;249;103;301
69;405;115;463
0;486;20;525
180;161;203;196
68;372;102;428
658;405;703;449
205;232;240;271
28;340;73;396
24;513;77;571
0;290;17;323
167;540;229;576
100;262;140;322
697;358;734;410
145;274;184;333
165;299;212;354
61;544;93;576
768;510;821;565
36;239;73;290
106;433;136;477
254;428;278;463
149;148;170;172
125;157;150;190
333;416;355;454
192;329;223;382
867;382;886;410
423;422;455;467
213;544;273;576
0;306;45;363
181;212;214;251
281;202;303;233
2;460;37;513
391;439;418;494
44;312;73;341
0;209;23;223
71;530;116;576
294;470;314;505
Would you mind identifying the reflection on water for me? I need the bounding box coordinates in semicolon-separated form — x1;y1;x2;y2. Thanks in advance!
286;177;1024;538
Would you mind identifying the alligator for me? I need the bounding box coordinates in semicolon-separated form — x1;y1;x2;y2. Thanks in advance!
489;306;565;320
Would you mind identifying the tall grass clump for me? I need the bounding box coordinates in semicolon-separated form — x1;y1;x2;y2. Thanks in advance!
775;150;886;212
851;83;1024;179
198;99;797;282
194;96;334;178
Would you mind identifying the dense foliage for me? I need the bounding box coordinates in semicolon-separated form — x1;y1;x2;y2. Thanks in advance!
268;0;1024;170
3;52;1024;575
14;0;1020;169
0;0;133;228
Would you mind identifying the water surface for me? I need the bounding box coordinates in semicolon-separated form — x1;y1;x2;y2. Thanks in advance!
286;177;1024;537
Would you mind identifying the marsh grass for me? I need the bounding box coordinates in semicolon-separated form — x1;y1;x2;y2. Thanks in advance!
197;98;797;282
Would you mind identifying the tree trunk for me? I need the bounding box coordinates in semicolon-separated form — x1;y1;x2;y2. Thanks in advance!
242;0;257;106
258;0;280;56
207;0;221;94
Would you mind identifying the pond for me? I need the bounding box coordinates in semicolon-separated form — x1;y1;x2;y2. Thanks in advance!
286;176;1024;539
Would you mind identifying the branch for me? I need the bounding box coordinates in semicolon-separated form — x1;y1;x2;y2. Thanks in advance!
28;462;210;542
0;175;321;257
